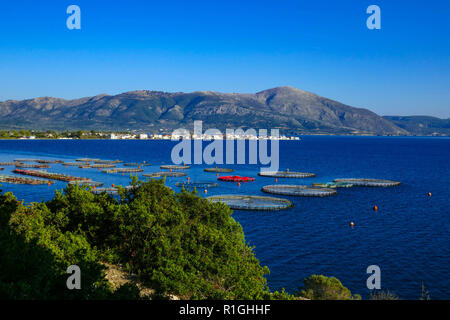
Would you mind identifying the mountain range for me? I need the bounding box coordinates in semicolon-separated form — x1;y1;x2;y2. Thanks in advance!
0;86;447;136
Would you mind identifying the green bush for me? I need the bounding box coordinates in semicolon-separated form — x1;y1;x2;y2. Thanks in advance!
296;275;361;300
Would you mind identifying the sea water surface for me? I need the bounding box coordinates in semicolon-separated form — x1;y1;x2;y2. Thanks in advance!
0;136;448;299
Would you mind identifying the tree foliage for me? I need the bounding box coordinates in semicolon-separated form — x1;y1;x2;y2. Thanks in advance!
296;275;361;300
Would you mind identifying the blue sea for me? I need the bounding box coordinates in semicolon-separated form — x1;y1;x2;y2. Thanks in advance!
0;136;448;299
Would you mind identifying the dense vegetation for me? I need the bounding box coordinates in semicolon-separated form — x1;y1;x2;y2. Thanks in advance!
0;179;361;300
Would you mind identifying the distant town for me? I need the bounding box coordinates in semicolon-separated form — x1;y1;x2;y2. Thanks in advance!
0;130;300;140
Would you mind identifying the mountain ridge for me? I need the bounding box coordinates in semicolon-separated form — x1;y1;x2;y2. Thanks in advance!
0;86;445;135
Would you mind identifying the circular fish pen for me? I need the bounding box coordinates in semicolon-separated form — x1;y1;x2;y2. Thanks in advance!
204;168;234;173
143;171;187;178
36;160;64;164
93;160;123;164
333;178;401;187
262;185;337;197
69;180;104;187
258;171;316;178
175;181;219;189
79;164;116;169
160;165;191;170
76;158;101;162
123;163;143;167
207;195;293;211
14;159;42;162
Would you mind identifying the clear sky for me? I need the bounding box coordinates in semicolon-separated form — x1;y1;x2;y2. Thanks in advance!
0;0;449;117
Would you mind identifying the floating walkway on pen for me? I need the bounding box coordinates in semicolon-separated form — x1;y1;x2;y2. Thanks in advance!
69;180;104;187
102;168;143;173
258;170;316;178
13;169;90;182
36;160;64;164
14;159;43;162
160;165;190;170
175;181;219;189
204;167;234;173
93;159;123;164
262;185;337;197
312;182;354;188
207;195;293;211
143;171;187;178
333;178;401;187
0;175;54;185
76;158;102;162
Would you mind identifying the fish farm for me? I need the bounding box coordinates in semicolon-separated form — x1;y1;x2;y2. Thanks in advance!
69;180;104;187
160;165;191;170
218;176;255;182
13;169;90;182
262;185;338;197
15;163;50;169
207;195;293;211
312;182;354;188
175;181;219;189
36;160;64;164
123;163;143;167
204;168;234;173
258;170;316;178
93;159;123;164
143;171;187;178
80;164;116;169
333;178;401;187
14;159;42;162
90;186;135;195
0;162;15;166
102;168;144;173
0;175;54;185
76;158;101;162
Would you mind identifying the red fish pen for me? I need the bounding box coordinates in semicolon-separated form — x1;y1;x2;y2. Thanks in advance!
218;176;255;182
13;169;90;182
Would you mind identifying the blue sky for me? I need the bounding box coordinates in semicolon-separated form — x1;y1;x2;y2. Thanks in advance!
0;0;449;117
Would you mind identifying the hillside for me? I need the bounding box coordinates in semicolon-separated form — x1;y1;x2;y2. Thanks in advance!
383;116;450;136
0;86;413;135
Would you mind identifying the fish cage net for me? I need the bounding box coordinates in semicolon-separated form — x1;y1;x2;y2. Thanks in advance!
207;195;293;211
175;181;219;189
204;168;234;173
262;185;337;197
258;171;316;178
333;178;401;187
160;165;191;170
143;171;187;178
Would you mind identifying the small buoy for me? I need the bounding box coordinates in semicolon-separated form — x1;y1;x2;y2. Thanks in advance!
428;192;432;197
275;178;278;183
204;189;207;194
238;182;241;187
350;221;355;227
187;176;190;181
98;168;101;171
373;205;378;212
170;169;173;172
47;182;51;186
65;165;68;168
122;173;125;176
93;186;96;190
143;161;146;164
216;173;219;176
112;184;115;187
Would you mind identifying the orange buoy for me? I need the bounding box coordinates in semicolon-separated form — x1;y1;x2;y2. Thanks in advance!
204;189;207;194
187;176;190;181
47;182;51;186
122;173;125;176
428;192;432;197
216;173;219;176
93;186;96;190
350;221;355;227
112;183;115;187
275;178;278;183
65;165;68;168
373;205;378;212
238;182;241;187
143;161;146;164
170;168;173;172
